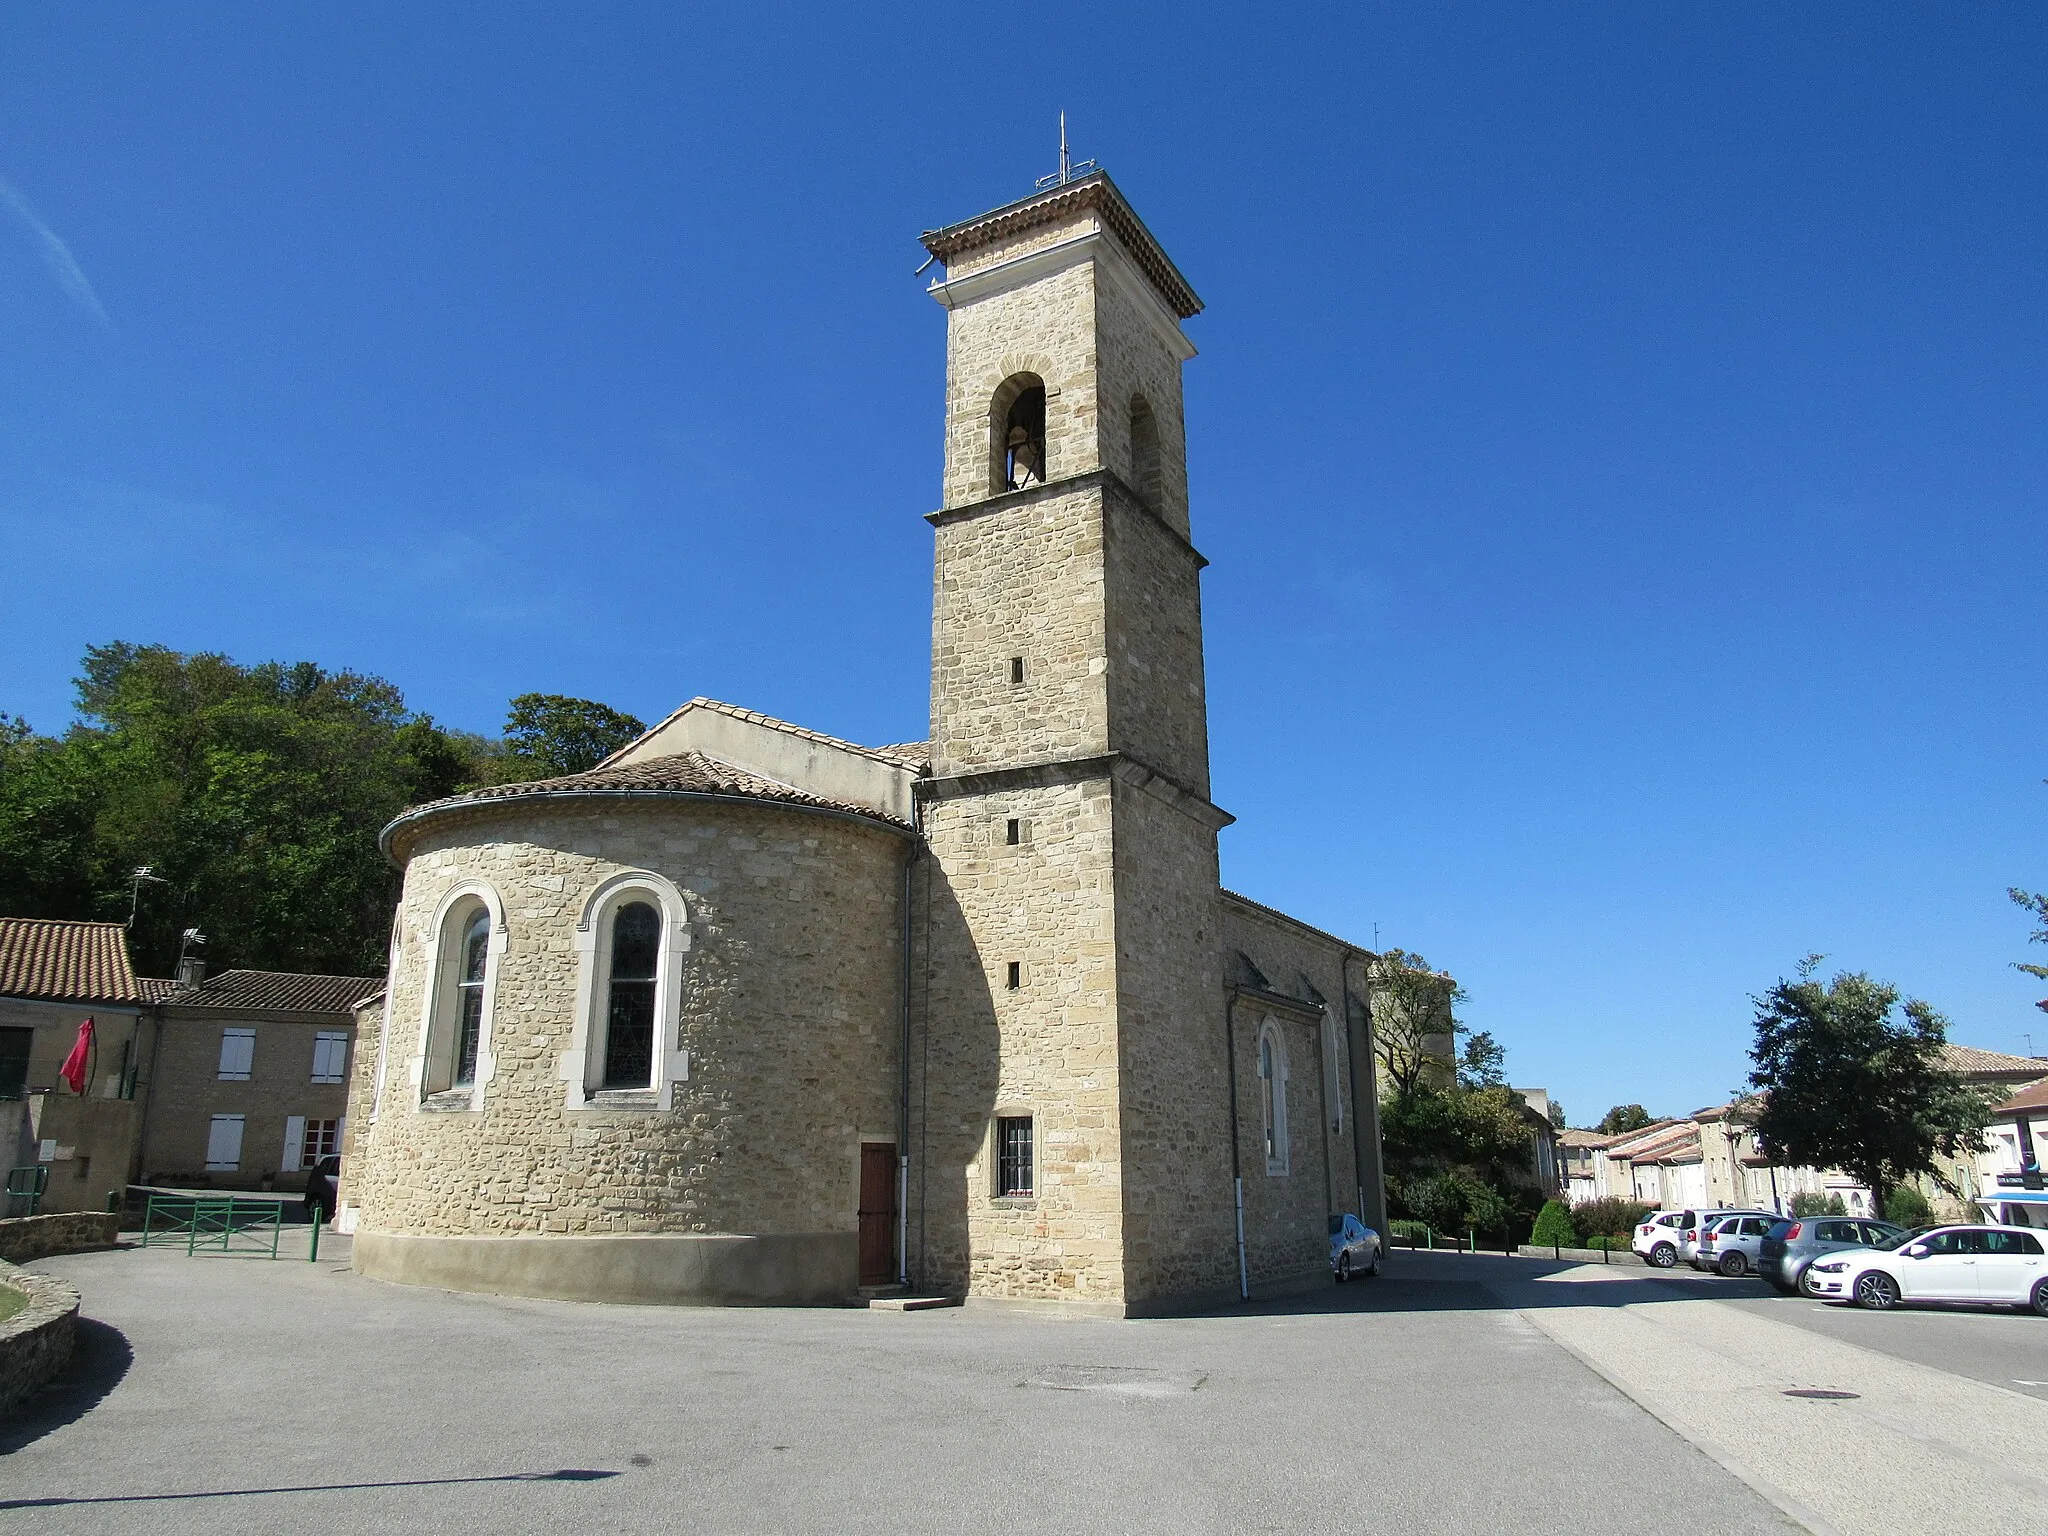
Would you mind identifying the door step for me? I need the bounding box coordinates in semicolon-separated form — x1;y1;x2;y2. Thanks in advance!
868;1293;962;1312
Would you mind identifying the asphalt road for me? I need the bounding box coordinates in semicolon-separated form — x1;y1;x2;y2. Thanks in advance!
4;1241;1790;1536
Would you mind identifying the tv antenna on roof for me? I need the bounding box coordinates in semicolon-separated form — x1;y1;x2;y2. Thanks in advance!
1036;112;1096;191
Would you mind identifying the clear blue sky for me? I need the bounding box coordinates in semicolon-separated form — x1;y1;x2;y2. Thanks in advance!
3;6;2044;1124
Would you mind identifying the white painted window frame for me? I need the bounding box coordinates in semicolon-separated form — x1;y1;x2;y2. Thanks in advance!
1258;1016;1290;1177
561;870;691;1112
409;881;508;1112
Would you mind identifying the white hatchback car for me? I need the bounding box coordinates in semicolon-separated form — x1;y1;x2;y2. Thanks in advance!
1806;1223;2048;1314
1632;1210;1686;1268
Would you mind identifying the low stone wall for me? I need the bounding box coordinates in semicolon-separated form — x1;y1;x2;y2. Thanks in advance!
1516;1243;1646;1267
0;1259;79;1416
0;1212;120;1265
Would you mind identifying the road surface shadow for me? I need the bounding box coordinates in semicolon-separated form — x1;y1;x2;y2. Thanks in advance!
0;1317;134;1453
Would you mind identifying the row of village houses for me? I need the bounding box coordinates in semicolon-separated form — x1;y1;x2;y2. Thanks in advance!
1;915;382;1215
1559;1041;2048;1229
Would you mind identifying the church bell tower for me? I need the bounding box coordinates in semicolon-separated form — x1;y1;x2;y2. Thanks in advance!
910;167;1238;1310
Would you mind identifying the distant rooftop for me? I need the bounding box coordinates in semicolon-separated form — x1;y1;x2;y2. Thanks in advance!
139;969;383;1016
0;916;140;1006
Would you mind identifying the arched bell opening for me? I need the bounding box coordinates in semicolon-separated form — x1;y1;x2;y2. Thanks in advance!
1129;393;1161;511
988;373;1047;494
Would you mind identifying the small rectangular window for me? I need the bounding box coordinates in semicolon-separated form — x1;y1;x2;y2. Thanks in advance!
205;1114;245;1171
310;1031;349;1084
1006;961;1021;990
1010;656;1025;685
304;1117;341;1162
996;1116;1033;1197
1006;818;1020;846
217;1028;255;1081
0;1027;31;1099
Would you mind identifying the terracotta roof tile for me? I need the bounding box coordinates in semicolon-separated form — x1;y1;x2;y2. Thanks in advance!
1991;1075;2048;1116
138;969;383;1015
1940;1043;2048;1079
0;917;140;1005
384;749;912;858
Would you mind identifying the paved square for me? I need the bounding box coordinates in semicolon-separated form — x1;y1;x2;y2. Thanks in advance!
4;1243;1789;1534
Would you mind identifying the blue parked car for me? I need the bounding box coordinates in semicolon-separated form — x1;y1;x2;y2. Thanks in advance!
1330;1213;1382;1281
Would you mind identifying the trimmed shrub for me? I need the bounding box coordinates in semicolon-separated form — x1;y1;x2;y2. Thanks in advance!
1571;1197;1653;1240
1530;1200;1577;1247
1789;1192;1847;1217
1388;1220;1433;1243
1882;1185;1934;1228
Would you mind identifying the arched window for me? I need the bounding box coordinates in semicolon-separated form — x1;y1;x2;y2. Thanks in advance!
1128;393;1161;510
452;907;490;1087
1258;1020;1290;1176
988;372;1047;493
419;887;503;1107
601;900;661;1089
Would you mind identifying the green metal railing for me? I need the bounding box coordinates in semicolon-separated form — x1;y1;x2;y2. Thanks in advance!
140;1192;284;1258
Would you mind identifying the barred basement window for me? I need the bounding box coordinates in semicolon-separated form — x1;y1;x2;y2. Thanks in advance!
996;1116;1034;1197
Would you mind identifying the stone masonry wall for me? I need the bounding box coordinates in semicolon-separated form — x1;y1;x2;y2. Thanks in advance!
1108;779;1237;1305
0;1258;78;1418
1092;252;1191;538
138;1010;353;1187
940;219;1099;510
1102;479;1211;797
350;798;905;1242
930;485;1110;776
1221;896;1384;1283
910;777;1125;1303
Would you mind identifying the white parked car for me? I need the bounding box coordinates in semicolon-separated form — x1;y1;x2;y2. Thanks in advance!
1806;1224;2048;1314
1633;1210;1686;1268
1329;1213;1382;1282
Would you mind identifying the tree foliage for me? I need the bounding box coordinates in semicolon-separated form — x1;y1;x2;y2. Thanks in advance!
0;643;640;977
1597;1104;1653;1136
1746;958;1989;1214
1368;948;1466;1097
1458;1028;1507;1089
501;693;646;780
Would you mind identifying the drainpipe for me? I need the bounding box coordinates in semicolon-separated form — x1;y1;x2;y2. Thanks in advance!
897;831;917;1288
1224;993;1248;1301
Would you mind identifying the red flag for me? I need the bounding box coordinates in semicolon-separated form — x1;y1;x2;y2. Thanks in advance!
58;1017;94;1095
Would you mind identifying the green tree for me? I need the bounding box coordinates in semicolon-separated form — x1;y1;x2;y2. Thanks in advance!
1597;1104;1653;1136
1747;958;1990;1216
1368;948;1466;1097
0;643;490;975
501;694;646;779
1546;1100;1567;1132
1458;1028;1507;1089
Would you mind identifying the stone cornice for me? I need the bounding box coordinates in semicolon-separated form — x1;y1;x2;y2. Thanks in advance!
1229;983;1328;1023
920;171;1202;320
918;750;1233;833
926;469;1208;570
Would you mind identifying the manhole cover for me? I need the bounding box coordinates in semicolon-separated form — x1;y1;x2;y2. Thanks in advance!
1782;1388;1859;1400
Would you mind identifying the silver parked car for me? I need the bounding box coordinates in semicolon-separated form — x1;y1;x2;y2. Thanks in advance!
1678;1208;1776;1270
1330;1213;1382;1281
1756;1215;1910;1295
1695;1212;1778;1277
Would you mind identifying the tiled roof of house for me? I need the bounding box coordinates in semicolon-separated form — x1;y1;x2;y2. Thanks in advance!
1557;1128;1614;1150
870;741;932;769
1991;1076;2048;1116
0;917;140;1005
138;969;383;1015
1939;1043;2048;1080
1606;1120;1695;1162
383;749;913;858
596;698;930;774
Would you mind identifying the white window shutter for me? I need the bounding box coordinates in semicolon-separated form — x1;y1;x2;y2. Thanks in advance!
282;1115;306;1172
217;1028;255;1081
206;1115;245;1170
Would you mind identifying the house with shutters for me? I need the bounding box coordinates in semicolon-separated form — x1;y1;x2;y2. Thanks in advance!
133;967;383;1190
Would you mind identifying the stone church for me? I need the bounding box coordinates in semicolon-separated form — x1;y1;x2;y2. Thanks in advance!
342;169;1389;1316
